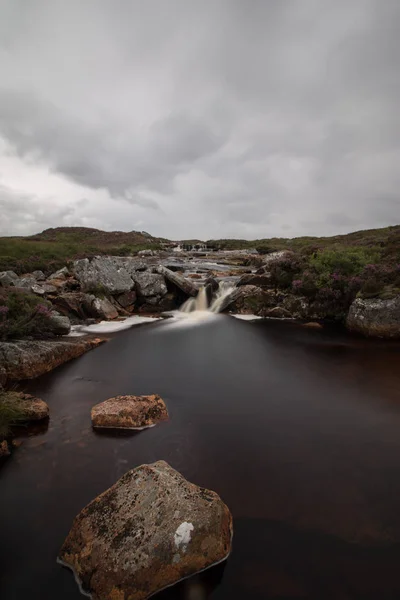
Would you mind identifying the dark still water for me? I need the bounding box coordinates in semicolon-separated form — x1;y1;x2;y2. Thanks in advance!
1;317;400;600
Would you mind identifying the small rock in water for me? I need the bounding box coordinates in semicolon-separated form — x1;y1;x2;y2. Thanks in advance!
59;460;233;600
91;394;168;430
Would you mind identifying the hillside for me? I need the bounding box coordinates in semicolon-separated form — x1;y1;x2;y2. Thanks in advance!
0;227;167;274
207;224;400;260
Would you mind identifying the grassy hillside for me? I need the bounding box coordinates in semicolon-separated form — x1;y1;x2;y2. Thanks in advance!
207;225;400;260
0;227;165;274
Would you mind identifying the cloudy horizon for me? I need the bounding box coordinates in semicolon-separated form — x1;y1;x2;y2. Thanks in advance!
0;0;399;240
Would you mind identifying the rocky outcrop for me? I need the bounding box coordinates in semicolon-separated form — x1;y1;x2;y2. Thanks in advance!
91;394;168;430
346;296;400;338
0;337;105;383
73;257;135;294
59;461;233;600
263;306;293;319
0;271;19;286
3;392;49;420
156;266;198;297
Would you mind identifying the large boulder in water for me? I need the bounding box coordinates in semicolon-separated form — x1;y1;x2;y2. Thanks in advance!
91;394;168;429
73;257;134;294
346;296;400;338
59;460;233;600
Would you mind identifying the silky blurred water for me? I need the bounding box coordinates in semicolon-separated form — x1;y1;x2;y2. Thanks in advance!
1;317;400;599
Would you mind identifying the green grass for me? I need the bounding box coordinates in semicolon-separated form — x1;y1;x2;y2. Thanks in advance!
0;227;163;274
0;392;26;438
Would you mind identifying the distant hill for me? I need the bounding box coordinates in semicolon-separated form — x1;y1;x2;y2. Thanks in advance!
0;227;169;274
1;224;399;275
207;224;400;261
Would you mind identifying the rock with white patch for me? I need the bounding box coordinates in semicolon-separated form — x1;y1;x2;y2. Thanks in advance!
59;460;233;600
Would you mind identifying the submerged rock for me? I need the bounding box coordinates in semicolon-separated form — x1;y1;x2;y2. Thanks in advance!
347;296;400;338
91;394;168;429
59;460;233;600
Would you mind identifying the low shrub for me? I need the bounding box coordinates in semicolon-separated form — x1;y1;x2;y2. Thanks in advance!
0;392;26;438
0;288;54;341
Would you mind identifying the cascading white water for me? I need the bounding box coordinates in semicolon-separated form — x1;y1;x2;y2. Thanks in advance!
179;281;234;315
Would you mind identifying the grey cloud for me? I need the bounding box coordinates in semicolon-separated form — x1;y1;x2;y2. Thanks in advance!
0;0;399;238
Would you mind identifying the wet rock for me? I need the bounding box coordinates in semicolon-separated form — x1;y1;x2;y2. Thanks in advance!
31;270;46;281
73;257;134;294
59;460;233;600
134;271;167;298
91;394;168;430
0;337;105;383
0;440;10;458
156;266;198;297
0;271;19;286
303;322;323;329
188;273;202;279
3;392;49;420
91;297;119;320
48;311;71;335
115;290;137;310
347;296;400;338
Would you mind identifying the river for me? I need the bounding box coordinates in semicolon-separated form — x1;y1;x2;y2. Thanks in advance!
1;316;400;599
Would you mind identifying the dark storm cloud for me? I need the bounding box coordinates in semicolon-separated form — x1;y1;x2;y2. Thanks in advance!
0;0;399;238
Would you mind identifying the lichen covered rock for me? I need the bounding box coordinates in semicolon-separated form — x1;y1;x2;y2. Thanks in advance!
347;296;400;338
59;461;233;600
91;394;168;430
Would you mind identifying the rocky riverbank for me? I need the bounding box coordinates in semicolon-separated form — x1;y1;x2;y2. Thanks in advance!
1;249;400;342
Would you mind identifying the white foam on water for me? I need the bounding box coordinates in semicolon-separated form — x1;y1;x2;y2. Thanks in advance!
231;314;263;321
67;316;162;336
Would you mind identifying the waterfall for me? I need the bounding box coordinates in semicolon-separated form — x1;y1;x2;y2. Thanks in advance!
179;281;235;315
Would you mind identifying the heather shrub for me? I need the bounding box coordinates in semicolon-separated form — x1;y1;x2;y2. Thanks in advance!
0;288;54;340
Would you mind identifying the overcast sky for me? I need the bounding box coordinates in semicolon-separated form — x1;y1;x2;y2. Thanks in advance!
0;0;399;240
